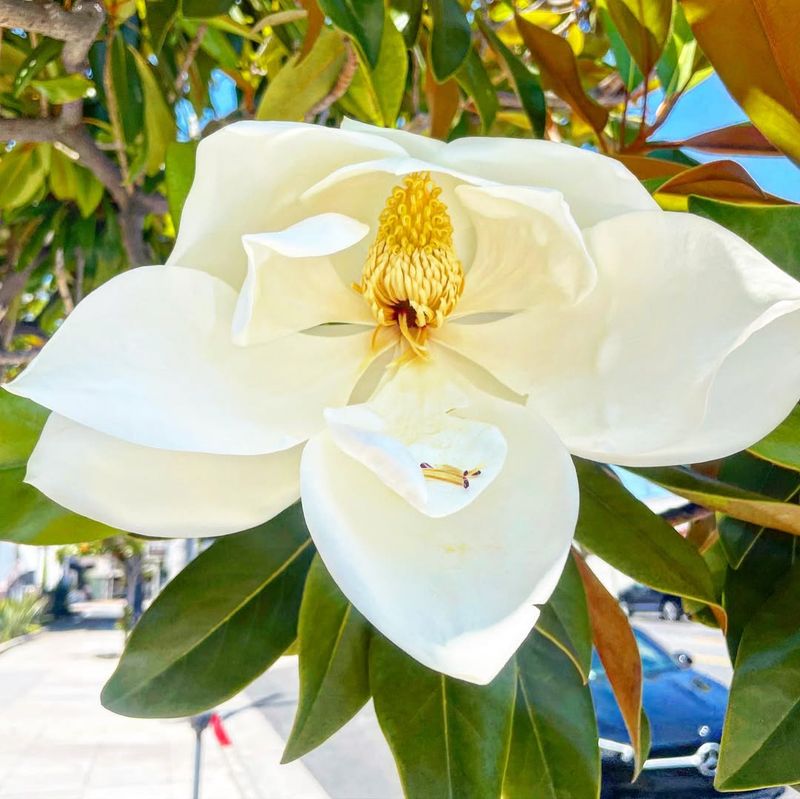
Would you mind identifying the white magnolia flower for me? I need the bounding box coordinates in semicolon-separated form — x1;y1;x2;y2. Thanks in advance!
8;120;800;684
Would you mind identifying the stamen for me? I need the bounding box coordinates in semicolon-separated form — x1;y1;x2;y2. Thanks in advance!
356;172;464;359
420;462;483;490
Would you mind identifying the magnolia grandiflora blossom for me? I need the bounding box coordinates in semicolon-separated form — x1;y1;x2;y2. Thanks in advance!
8;120;800;683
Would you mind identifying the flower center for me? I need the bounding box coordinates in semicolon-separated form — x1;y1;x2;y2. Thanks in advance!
355;172;464;358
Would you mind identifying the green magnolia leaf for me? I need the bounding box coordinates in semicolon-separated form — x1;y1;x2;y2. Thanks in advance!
535;555;592;682
101;504;314;718
0;145;48;210
110;34;144;145
165;140;198;228
392;0;423;47
31;75;94;104
717;562;800;790
478;17;546;137
49;148;78;201
455;47;498;133
74;166;104;218
12;38;63;98
129;46;176;176
182;0;233;17
317;0;384;69
717;453;800;569
750;405;800;471
371;634;516;798
606;0;672;77
628;464;800;537
429;0;472;82
574;460;721;608
339;17;408;127
257;29;347;121
600;7;643;92
505;632;600;799
689;197;800;280
0;390;48;464
283;556;371;762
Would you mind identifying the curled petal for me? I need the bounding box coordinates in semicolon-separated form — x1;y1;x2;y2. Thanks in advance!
438;212;800;465
168;121;405;288
28;415;300;537
453;184;596;315
438;136;659;227
300;389;578;684
7;266;375;455
233;213;374;345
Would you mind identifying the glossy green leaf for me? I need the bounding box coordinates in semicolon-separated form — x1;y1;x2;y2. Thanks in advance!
392;0;423;47
31;75;94;104
317;0;384;68
129;46;176;176
165;140;198;228
535;555;592;682
629;464;800;537
574;460;720;607
750;405;800;472
339;18;408;127
49;148;78;201
110;34;144;145
12;38;63;98
717;562;800;790
182;0;232;17
101;504;314;718
0;391;48;464
455;47;498;133
689;197;800;280
600;7;643;92
257;29;347;121
718;453;800;569
73;166;104;218
283;556;371;762
371;634;516;798
505;632;600;799
0;146;47;210
429;0;472;82
478;17;546;137
606;0;672;76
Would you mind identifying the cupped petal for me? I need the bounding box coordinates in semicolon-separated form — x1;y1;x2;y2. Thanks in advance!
341;118;446;162
233;213;374;345
323;360;507;518
452;184;596;316
7;266;376;455
301;156;494;284
438;136;658;227
300;389;578;684
168;121;406;287
437;212;800;465
27;414;300;537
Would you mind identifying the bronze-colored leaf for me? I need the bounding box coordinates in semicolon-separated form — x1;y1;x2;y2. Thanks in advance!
515;14;608;135
648;123;780;156
680;0;800;165
424;60;460;140
573;549;650;777
614;153;688;180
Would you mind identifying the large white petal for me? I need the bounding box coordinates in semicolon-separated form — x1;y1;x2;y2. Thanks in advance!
233;213;374;345
168;121;405;287
341;118;446;161
300;390;578;684
437;212;800;465
7;266;375;455
27;414;300;537
452;184;596;316
438;136;658;227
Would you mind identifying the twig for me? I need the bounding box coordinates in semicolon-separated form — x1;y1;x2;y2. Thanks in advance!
175;23;208;96
304;41;358;121
53;249;74;314
0;348;41;366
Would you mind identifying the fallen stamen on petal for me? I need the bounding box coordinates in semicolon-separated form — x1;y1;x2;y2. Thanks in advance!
420;462;483;490
356;172;464;359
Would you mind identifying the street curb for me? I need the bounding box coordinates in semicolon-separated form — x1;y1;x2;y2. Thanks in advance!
0;629;42;656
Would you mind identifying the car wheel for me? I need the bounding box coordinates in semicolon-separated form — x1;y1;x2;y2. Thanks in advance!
660;599;681;622
619;601;631;617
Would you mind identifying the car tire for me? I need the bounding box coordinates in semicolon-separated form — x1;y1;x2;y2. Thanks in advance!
660;599;681;622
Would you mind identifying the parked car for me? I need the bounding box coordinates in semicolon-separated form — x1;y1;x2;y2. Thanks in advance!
618;583;685;621
593;629;784;799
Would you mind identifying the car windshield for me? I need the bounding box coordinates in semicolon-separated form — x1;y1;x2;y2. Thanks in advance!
591;630;677;678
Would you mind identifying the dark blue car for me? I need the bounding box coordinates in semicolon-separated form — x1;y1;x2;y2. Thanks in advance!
592;629;784;799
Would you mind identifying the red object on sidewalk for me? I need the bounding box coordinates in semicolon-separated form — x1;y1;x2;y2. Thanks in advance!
210;713;232;746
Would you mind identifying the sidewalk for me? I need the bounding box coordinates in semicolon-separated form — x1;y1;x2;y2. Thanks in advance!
0;618;329;799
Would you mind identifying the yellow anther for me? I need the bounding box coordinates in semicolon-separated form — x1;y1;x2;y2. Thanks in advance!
355;172;464;357
419;462;483;490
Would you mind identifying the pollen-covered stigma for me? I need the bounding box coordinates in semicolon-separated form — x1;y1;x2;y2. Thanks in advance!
355;171;464;359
